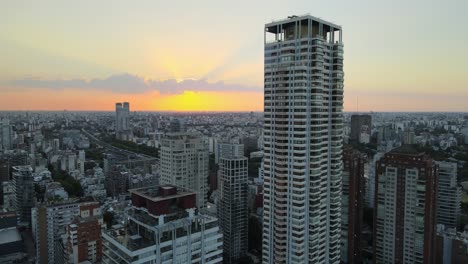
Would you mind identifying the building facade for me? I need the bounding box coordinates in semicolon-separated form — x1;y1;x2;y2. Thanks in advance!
0;119;12;151
436;161;461;229
435;225;468;264
263;15;344;263
65;202;104;264
2;181;15;211
32;201;101;264
102;185;223;264
341;147;365;264
12;165;34;225
373;146;437;264
218;156;249;263
160;133;209;208
0;160;10;206
215;143;244;164
350;115;372;143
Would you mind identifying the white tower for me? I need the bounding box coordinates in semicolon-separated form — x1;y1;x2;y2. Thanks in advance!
159;133;209;208
263;15;344;263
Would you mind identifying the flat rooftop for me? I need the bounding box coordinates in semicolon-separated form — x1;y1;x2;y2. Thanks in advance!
12;165;32;172
265;14;341;31
390;145;425;156
0;228;21;244
129;185;195;202
162;132;200;139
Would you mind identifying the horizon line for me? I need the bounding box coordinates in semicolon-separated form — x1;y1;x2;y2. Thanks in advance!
1;110;468;114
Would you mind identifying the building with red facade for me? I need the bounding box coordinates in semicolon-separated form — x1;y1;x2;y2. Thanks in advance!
341;146;366;264
373;145;438;264
66;202;104;264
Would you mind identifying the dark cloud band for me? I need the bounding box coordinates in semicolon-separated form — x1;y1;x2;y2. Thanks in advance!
3;73;262;94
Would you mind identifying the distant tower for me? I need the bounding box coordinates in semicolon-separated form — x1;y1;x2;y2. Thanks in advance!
169;118;186;133
351;114;372;143
0;119;13;150
373;146;437;263
263;15;344;263
115;102;131;140
403;127;416;145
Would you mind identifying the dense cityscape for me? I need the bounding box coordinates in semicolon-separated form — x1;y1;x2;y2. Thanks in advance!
1;9;468;264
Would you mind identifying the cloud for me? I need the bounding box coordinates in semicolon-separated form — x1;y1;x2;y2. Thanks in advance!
3;73;262;94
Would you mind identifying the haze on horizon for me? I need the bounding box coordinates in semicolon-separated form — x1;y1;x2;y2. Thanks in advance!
1;0;467;112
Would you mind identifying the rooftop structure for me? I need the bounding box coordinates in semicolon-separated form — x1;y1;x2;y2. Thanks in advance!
103;184;223;264
130;185;197;217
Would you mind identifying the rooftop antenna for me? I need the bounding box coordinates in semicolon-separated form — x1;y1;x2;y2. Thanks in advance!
356;96;359;113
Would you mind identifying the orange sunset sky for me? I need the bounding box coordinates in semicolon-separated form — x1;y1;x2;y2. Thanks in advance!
1;0;467;112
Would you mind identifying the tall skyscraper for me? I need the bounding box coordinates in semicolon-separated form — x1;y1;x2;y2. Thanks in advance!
102;185;223;264
12;165;34;225
373;146;437;264
115;102;131;140
436;161;461;229
160;133;209;208
0;119;12;151
341;147;366;264
350;114;372;143
218;156;249;263
263;15;344;263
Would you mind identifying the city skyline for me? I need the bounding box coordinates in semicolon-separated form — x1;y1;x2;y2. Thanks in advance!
1;0;467;112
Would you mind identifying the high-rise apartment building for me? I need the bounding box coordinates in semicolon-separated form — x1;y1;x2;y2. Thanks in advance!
115;102;132;140
263;15;344;263
12;165;34;225
102;185;223;264
160;133;209;208
0;119;12;151
403;127;416;145
0;160;9;206
435;225;468;263
366;152;384;209
32;201;102;264
373;146;437;264
341;147;366;264
169;117;186;133
218;156;249;263
350;114;372;143
436;161;461;229
65;202;104;264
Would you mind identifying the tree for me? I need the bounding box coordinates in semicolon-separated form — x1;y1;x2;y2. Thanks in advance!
34;184;45;202
49;166;84;197
103;211;115;228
